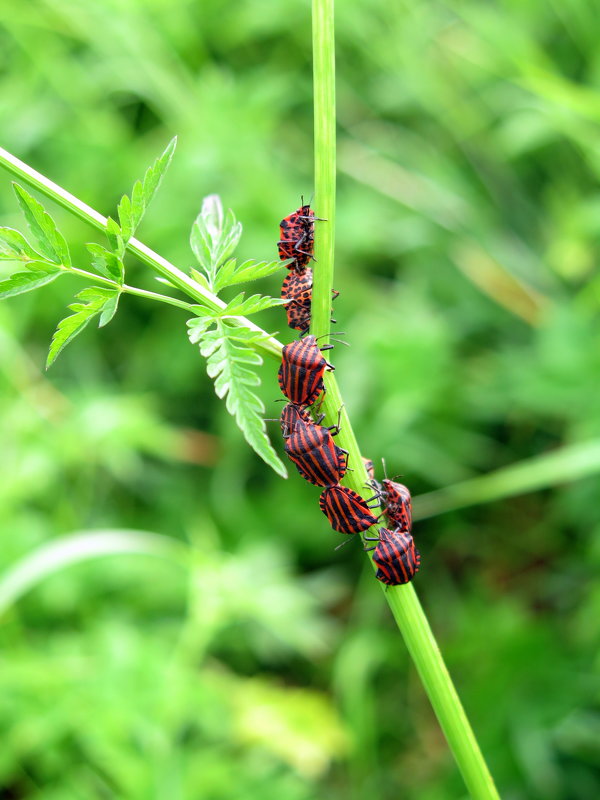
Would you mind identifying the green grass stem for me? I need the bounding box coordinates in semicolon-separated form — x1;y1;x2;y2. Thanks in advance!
414;437;600;521
310;1;500;798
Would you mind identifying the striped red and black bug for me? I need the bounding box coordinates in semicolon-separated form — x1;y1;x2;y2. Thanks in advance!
364;527;420;585
285;420;348;487
278;335;334;406
319;485;379;534
278;203;316;271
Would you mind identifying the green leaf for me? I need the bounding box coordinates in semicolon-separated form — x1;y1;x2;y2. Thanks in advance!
117;137;177;246
190;267;212;291
12;183;71;266
187;316;214;340
117;193;133;243
187;317;286;478
190;195;242;283
0;267;60;299
214;258;288;292
86;243;125;283
219;293;286;317
187;293;284;322
99;292;121;327
105;217;124;254
47;286;119;368
0;227;44;261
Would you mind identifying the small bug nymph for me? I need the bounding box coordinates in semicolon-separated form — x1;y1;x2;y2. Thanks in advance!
279;403;313;439
378;479;412;532
278;203;316;271
281;268;313;332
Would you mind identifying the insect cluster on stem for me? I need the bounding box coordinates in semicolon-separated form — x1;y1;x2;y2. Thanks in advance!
273;201;420;586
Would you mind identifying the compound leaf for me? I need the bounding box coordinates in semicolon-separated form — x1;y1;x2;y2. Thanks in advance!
47;286;119;368
117;137;176;247
187;317;286;478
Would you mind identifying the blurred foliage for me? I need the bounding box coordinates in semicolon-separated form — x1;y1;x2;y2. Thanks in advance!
0;0;599;798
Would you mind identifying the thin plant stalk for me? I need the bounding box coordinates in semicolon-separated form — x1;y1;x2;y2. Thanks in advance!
310;1;500;798
414;437;600;520
0;146;282;361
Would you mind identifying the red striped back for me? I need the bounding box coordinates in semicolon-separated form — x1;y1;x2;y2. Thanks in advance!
372;528;420;585
285;422;346;487
319;486;378;534
278;336;332;406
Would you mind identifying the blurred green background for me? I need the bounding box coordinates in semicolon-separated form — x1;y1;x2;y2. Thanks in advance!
1;0;599;798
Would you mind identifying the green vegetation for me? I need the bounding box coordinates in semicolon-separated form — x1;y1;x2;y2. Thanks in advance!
0;0;599;798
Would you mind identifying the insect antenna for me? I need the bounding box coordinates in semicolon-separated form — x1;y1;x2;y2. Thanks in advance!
334;537;356;552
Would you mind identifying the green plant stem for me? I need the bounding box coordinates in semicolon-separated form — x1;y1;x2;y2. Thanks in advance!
310;0;336;336
311;2;500;798
63;264;199;313
0;145;282;360
414;437;600;520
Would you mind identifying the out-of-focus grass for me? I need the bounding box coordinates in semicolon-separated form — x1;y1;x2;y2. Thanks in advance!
0;0;599;798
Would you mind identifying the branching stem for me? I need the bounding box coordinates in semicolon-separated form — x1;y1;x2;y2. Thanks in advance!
61;264;198;313
0;146;282;359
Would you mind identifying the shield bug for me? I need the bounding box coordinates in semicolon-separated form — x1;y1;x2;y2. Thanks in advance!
285;420;348;488
319;485;379;534
364;527;420;585
278;335;334;406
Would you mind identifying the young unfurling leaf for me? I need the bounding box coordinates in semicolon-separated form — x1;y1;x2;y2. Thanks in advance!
13;184;71;266
190;195;242;285
47;286;120;368
116;137;177;249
